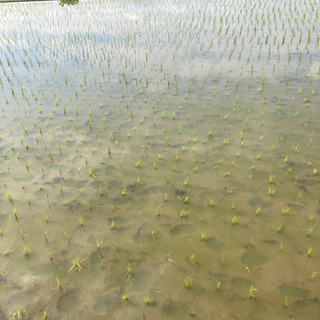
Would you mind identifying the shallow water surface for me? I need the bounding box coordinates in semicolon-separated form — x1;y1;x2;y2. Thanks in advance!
0;0;319;319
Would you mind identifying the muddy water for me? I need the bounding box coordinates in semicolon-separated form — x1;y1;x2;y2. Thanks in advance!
0;0;319;319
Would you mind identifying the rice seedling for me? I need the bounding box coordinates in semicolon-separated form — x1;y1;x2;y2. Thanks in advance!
307;247;313;257
64;232;70;245
114;240;119;251
269;175;276;184
292;145;300;153
309;271;318;280
110;219;116;229
188;253;198;266
11;308;28;320
41;310;48;320
7;192;13;203
255;205;261;215
0;268;5;280
77;216;83;227
56;276;63;291
277;240;283;252
136;159;141;168
295;191;303;205
226;187;233;194
184;277;193;289
216;276;224;290
282;295;289;310
26;195;31;207
140;243;148;253
13;208;18;220
209;197;216;206
69;257;85;272
2;247;13;256
200;231;208;240
151;229;158;239
120;188;128;196
306;225;316;237
44;231;48;243
96;239;103;249
249;285;257;300
65;199;72;208
47;250;53;261
121;294;128;303
307;214;314;222
143;295;151;305
124;263;133;281
276;225;283;233
167;252;176;264
282;206;290;215
232;215;239;225
180;207;189;219
22;245;31;256
268;187;276;196
20;229;24;241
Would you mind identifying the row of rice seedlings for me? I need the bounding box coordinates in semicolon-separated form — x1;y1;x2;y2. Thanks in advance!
1;0;318;109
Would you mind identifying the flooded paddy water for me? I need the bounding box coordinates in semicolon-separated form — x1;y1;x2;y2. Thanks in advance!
0;0;319;319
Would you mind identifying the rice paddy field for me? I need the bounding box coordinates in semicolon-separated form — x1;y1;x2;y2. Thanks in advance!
0;0;319;319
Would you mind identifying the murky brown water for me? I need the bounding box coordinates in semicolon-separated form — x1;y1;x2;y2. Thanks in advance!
0;0;319;319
